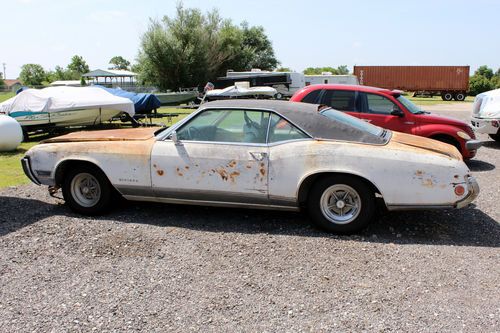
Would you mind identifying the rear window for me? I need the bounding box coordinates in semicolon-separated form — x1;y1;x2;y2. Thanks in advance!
302;89;321;103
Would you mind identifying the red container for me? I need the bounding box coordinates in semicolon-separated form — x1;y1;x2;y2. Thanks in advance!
353;66;469;100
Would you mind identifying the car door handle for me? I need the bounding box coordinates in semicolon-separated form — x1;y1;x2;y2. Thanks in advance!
250;152;268;161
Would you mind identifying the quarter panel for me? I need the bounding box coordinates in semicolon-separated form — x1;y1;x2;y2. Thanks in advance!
268;140;470;206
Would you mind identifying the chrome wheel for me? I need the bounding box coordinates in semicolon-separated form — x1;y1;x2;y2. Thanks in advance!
320;184;362;224
70;173;101;208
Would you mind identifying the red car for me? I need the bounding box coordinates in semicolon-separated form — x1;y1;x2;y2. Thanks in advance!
290;84;481;159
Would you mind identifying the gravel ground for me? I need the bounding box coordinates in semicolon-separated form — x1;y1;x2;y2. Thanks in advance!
1;104;499;332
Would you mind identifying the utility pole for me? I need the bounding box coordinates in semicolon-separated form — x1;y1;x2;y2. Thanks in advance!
2;63;5;79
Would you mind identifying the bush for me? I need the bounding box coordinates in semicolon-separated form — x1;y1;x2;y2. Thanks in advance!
469;74;495;96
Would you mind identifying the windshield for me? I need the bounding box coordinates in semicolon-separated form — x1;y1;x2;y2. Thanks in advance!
396;95;425;114
320;108;385;137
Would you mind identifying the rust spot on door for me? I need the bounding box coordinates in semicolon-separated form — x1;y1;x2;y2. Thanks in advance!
176;167;184;176
227;160;237;168
229;171;240;182
157;169;164;176
217;168;229;181
185;166;190;170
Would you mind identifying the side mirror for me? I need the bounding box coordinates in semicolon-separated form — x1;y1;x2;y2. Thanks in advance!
390;108;404;117
170;130;181;145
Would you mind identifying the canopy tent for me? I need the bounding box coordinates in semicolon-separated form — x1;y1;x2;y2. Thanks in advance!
82;69;137;86
0;86;135;116
95;85;161;114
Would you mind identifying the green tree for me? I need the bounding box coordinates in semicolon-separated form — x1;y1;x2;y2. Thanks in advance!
67;55;90;76
136;4;279;90
276;67;292;72
475;65;494;80
0;72;4;88
109;56;131;70
469;74;494;96
19;64;46;86
303;66;350;75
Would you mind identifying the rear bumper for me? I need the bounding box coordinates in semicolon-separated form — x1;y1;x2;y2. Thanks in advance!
471;117;500;135
21;156;41;185
456;176;479;209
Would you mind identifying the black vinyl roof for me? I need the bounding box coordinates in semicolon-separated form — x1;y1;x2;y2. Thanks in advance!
200;100;385;144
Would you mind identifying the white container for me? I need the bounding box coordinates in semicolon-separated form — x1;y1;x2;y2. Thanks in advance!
0;115;23;151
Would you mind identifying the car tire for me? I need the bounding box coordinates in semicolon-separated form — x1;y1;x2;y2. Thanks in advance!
489;133;500;142
307;175;376;234
62;164;112;215
454;92;466;101
441;92;453;101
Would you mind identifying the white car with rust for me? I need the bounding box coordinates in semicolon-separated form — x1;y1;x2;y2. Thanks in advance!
22;100;479;233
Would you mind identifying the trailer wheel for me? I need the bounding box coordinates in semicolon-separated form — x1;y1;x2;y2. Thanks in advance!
454;92;466;101
441;92;454;101
274;92;283;100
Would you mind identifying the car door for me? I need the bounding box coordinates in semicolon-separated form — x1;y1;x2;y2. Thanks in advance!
319;89;364;119
356;92;414;133
150;108;271;204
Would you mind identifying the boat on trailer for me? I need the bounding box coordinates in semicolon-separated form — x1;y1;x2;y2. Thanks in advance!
0;86;135;132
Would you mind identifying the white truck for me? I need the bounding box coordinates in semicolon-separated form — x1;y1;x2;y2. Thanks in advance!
471;88;500;141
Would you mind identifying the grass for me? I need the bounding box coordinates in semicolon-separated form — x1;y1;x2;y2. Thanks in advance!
0;106;194;189
0;142;38;188
407;95;474;106
0;91;15;102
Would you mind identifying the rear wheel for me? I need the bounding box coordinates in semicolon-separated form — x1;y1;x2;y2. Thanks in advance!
62;164;112;215
307;175;376;234
441;92;453;101
454;92;466;101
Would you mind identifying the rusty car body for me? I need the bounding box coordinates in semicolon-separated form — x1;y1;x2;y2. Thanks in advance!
22;100;479;233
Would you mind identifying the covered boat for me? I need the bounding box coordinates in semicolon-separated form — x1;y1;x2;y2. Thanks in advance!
0;86;135;130
203;83;277;102
95;86;161;114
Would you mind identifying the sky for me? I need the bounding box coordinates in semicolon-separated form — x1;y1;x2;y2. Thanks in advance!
2;0;500;79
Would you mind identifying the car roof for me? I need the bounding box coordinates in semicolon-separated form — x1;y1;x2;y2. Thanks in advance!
199;99;386;144
299;84;398;95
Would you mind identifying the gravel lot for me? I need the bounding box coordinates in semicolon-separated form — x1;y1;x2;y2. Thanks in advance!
1;103;499;332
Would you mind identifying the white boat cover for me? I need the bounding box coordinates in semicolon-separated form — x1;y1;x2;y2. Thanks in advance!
0;86;135;116
473;88;500;119
206;85;277;98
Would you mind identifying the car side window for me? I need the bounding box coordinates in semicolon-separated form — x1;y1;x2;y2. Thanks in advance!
320;90;357;112
268;113;309;143
176;109;270;144
364;93;400;115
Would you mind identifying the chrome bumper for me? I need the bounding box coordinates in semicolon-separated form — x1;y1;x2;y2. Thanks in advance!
21;156;41;185
456;176;479;209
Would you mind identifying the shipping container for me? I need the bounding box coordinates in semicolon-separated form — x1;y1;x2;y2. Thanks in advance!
353;66;470;101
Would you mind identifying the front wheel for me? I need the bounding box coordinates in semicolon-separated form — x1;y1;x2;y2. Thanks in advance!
307;175;376;234
490;133;500;142
62;165;112;215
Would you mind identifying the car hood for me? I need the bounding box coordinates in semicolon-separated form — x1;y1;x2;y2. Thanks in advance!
41;127;161;143
416;113;468;128
389;132;462;160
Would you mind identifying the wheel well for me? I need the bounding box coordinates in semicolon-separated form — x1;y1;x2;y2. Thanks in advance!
430;134;461;151
297;172;383;206
54;160;106;187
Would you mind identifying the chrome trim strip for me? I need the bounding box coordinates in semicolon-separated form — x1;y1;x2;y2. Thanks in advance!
386;204;454;211
122;195;300;212
21;157;41;186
